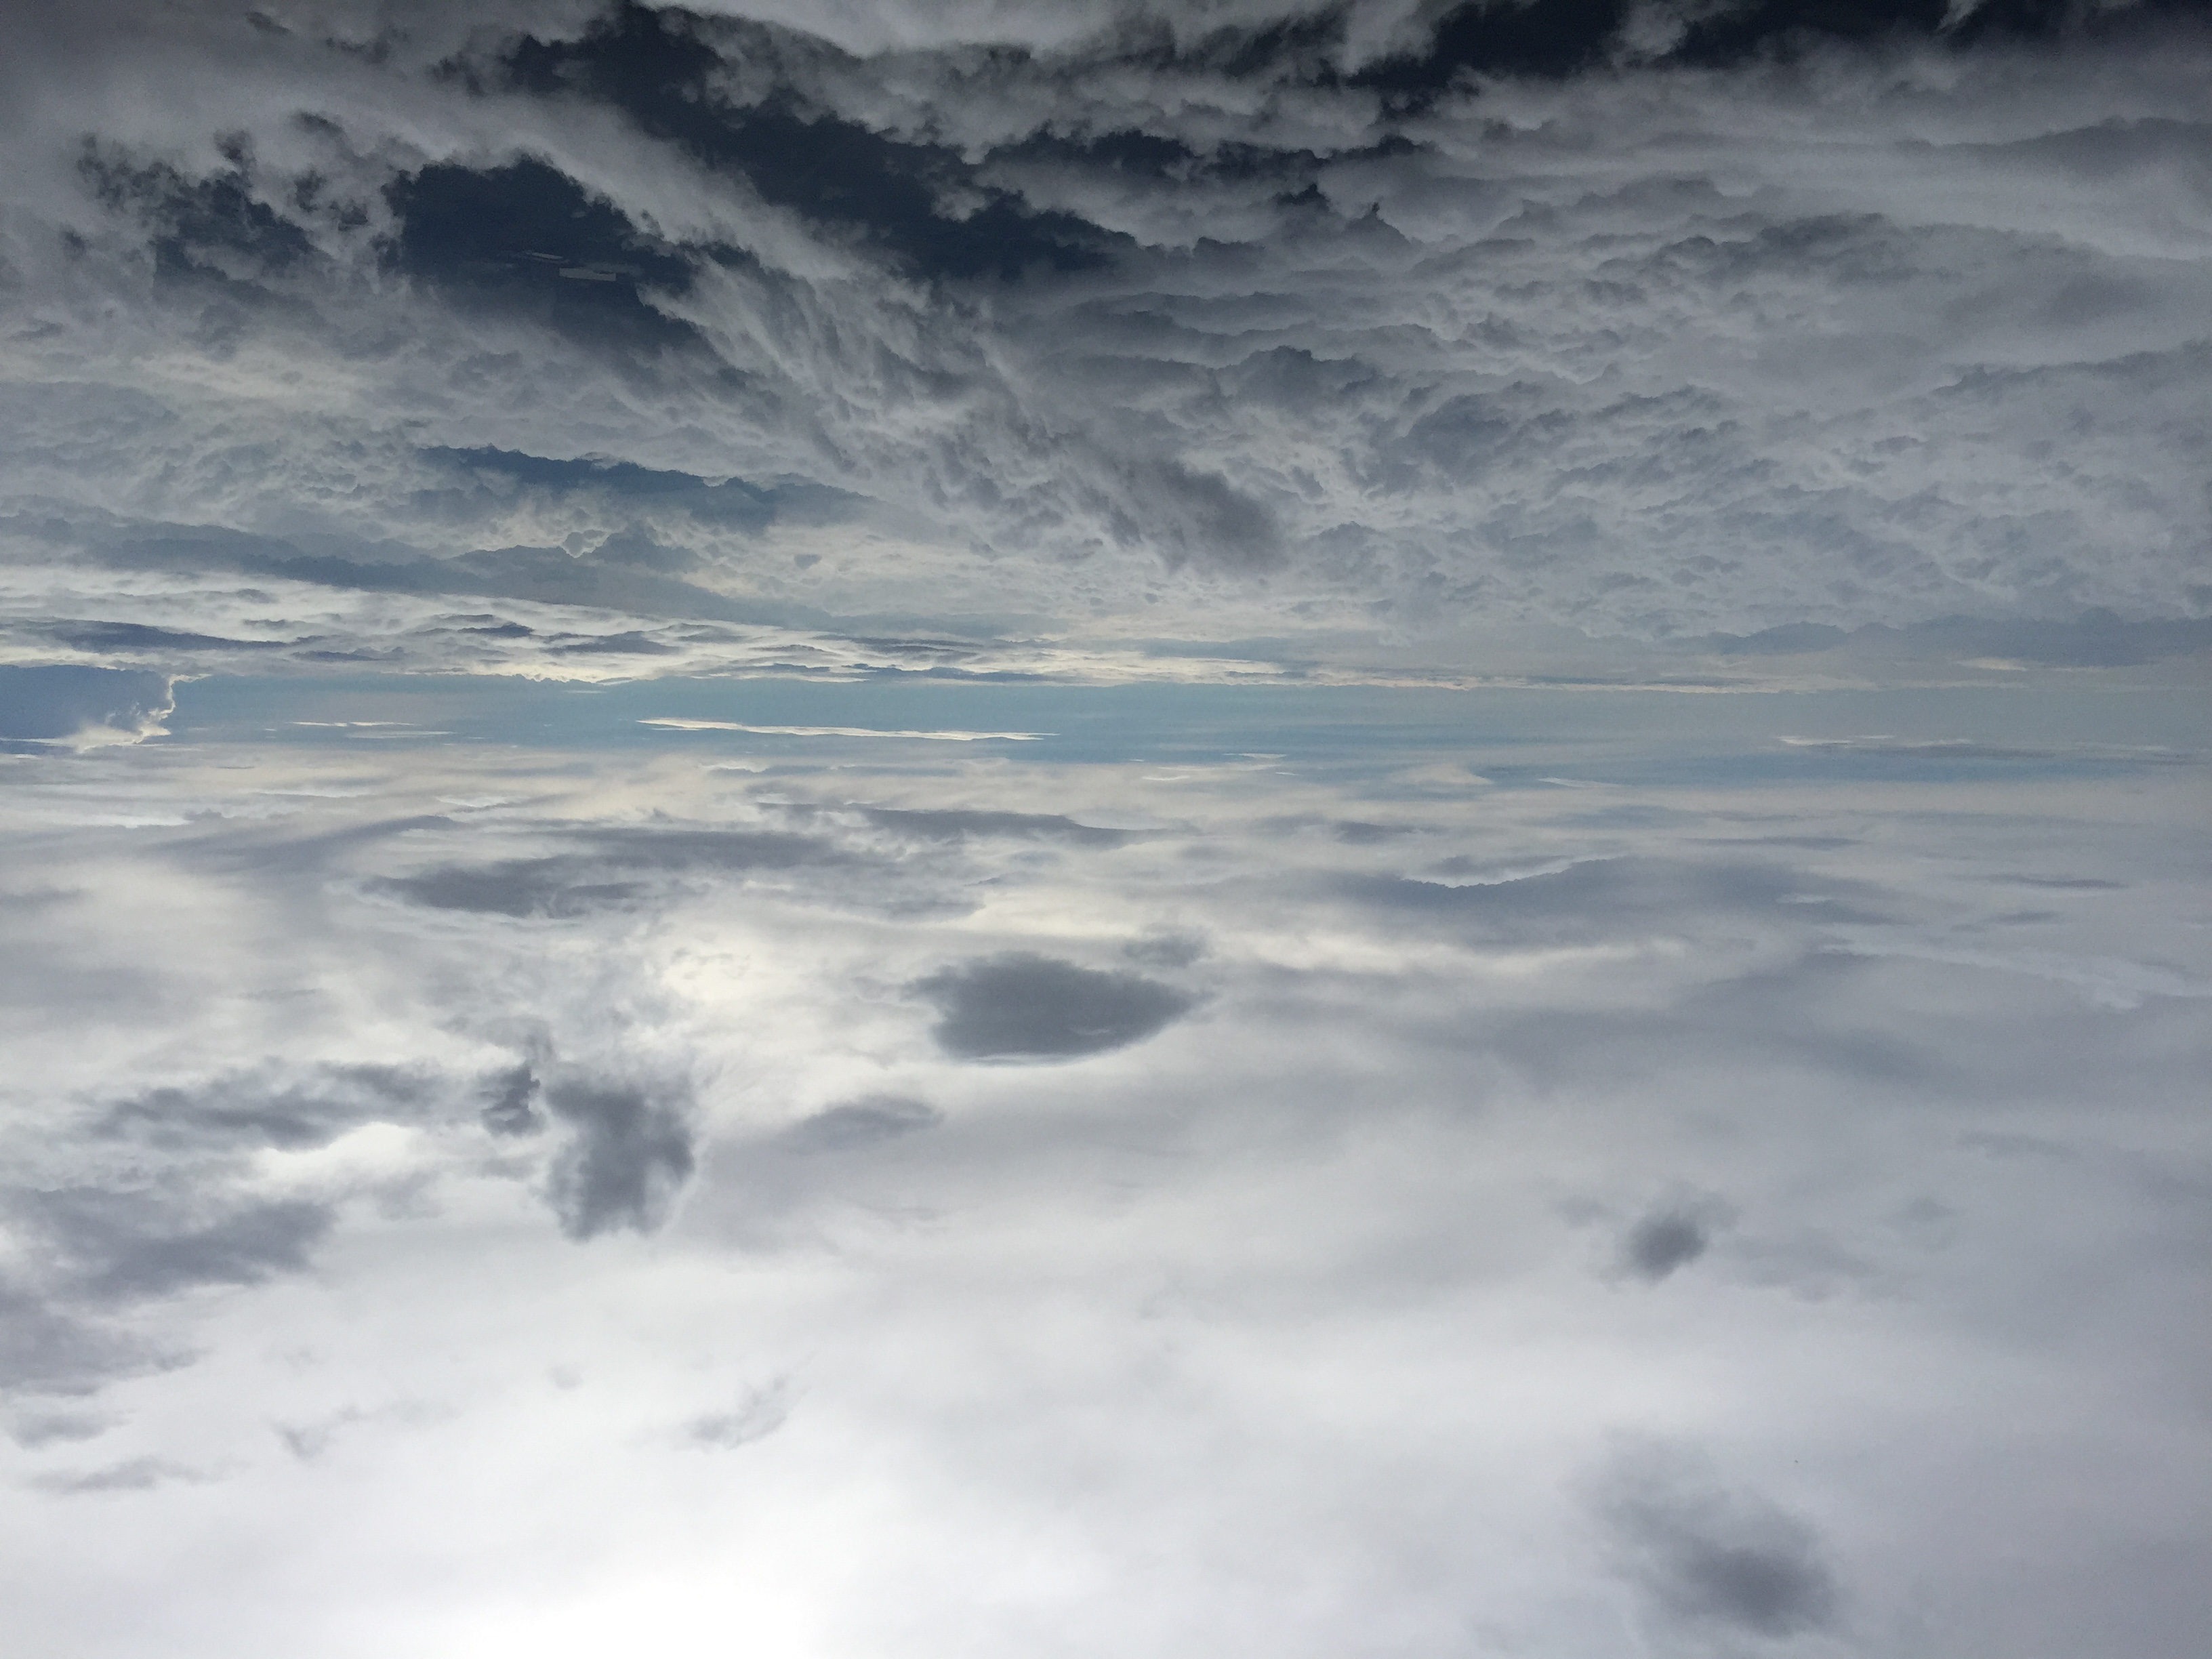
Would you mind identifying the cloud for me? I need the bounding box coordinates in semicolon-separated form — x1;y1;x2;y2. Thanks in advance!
22;1189;335;1303
853;807;1130;846
4;0;2209;674
478;1063;546;1136
912;951;1197;1059
1594;1441;1844;1642
94;1065;435;1151
544;1075;699;1239
1618;1195;1734;1282
1341;857;1881;947
369;857;651;918
777;1094;942;1153
29;1455;211;1495
682;1377;794;1448
0;1284;161;1397
7;1409;116;1448
368;827;843;917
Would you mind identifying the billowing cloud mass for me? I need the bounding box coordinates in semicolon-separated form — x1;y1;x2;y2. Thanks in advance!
1;0;2209;687
0;6;2207;1659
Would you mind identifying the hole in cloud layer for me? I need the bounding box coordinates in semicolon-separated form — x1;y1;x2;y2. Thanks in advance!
913;953;1196;1060
544;1077;698;1240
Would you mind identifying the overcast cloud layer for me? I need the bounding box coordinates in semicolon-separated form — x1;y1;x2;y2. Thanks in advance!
2;0;2211;684
1;6;2209;1657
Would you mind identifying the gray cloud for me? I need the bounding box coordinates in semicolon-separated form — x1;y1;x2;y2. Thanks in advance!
1595;1442;1844;1642
0;1284;161;1397
369;858;650;918
23;1188;335;1303
853;808;1131;848
682;1378;793;1449
29;1455;211;1495
1620;1203;1721;1283
1342;857;1881;946
1;0;2205;677
7;1409;116;1448
94;1064;434;1151
479;1063;546;1136
369;828;842;918
777;1094;943;1153
913;952;1197;1059
544;1076;699;1239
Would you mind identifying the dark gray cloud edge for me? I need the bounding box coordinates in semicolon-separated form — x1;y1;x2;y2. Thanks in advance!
913;953;1197;1060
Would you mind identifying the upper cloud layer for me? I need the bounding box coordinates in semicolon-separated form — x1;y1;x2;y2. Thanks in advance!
1;0;2209;678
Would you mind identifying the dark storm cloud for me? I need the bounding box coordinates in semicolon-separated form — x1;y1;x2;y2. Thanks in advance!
0;665;173;745
544;1076;698;1238
1595;1442;1844;1640
913;952;1196;1060
777;1094;941;1153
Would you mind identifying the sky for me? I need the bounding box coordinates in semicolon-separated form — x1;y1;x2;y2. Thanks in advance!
1;3;2209;1656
